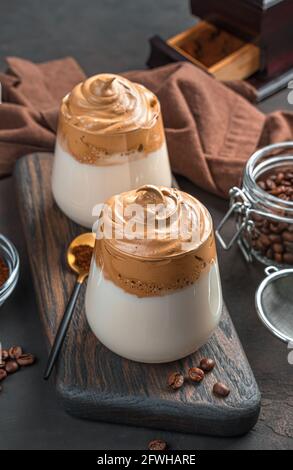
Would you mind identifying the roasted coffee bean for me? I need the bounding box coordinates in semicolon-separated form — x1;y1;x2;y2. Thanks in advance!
274;253;283;264
272;243;284;254
0;368;7;381
282;180;291;187
266;179;276;190
199;357;215;372
188;367;204;382
8;346;22;359
1;349;9;361
263;219;270;228
276;172;285;183
278;194;290;201
252;212;264;223
269;234;282;243
280;222;288;231
213;382;230;398
5;360;19;374
270;185;287;196
17;353;35;367
258;181;266;190
253;170;293;264
282;231;293;242
284;242;293;253
148;439;168;451
269;223;281;234
283;253;293;264
259;234;271;248
261;226;270;235
167;372;184;390
257;240;267;254
270;222;288;233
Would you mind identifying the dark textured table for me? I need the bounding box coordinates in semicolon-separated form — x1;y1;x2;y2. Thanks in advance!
0;0;292;450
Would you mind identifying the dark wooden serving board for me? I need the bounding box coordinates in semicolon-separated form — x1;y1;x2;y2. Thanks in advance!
14;153;260;437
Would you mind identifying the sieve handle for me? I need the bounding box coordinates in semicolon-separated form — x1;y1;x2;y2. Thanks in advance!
265;266;279;277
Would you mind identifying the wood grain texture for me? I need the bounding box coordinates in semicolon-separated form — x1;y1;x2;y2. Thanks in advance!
167;21;260;81
14;153;260;437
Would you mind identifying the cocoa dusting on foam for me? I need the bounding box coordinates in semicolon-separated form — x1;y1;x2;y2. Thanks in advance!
95;185;216;297
57;74;165;165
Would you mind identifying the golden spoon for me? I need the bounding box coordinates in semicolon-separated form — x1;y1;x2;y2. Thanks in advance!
44;232;95;380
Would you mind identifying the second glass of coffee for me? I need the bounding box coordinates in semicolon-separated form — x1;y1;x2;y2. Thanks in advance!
52;74;172;228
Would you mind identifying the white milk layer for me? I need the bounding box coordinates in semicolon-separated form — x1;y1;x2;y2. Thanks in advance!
52;139;172;228
85;261;222;363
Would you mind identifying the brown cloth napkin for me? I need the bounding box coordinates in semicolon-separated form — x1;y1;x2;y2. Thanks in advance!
0;57;85;177
1;57;293;197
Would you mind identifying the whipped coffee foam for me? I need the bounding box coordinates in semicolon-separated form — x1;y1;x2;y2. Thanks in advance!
62;74;159;132
95;185;216;297
58;74;164;164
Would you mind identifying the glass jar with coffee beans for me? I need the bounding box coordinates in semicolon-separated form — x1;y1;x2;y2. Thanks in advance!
216;142;293;267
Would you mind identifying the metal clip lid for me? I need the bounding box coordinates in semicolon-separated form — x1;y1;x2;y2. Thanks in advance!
215;187;254;261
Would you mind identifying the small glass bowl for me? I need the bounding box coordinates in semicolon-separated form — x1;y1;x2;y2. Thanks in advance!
0;234;20;307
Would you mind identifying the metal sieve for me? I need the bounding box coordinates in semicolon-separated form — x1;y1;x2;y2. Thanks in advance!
256;266;293;344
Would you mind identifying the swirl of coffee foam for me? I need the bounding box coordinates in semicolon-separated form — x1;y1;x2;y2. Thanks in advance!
58;74;165;164
62;74;159;134
95;186;216;297
100;185;212;259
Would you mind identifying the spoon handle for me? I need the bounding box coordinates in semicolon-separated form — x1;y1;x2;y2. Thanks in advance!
44;280;83;380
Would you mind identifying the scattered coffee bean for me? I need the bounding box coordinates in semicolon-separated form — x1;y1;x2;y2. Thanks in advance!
0;369;7;381
199;357;215;372
17;353;35;367
167;372;184;390
148;439;168;451
8;346;22;360
213;382;230;398
5;360;19;374
1;349;9;361
188;367;204;382
0;346;36;394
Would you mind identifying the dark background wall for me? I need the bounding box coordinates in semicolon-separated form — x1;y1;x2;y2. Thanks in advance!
1;0;292;451
1;0;194;73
